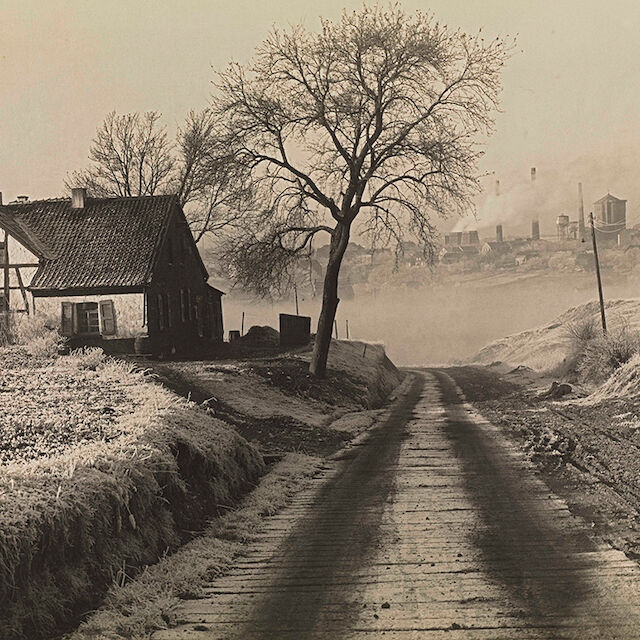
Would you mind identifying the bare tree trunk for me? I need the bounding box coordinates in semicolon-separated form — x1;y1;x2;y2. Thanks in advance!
310;222;350;377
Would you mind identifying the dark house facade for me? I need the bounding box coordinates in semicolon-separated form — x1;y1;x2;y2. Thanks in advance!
0;189;223;356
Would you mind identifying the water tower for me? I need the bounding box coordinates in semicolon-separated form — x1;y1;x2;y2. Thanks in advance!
556;214;570;241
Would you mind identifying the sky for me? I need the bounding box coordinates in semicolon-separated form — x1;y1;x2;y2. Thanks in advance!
2;0;640;234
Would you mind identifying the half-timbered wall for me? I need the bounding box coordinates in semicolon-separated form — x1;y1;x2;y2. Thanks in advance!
0;231;39;313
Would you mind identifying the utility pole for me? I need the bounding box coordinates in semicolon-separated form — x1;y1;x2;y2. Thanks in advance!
590;212;607;334
345;319;350;339
241;311;245;336
294;283;299;315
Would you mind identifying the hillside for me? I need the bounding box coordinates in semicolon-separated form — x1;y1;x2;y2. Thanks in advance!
473;298;640;372
151;340;403;457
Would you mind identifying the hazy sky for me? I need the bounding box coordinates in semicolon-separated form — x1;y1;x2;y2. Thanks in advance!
2;0;640;230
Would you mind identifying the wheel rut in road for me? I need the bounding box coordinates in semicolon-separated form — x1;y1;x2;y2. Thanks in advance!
155;371;640;639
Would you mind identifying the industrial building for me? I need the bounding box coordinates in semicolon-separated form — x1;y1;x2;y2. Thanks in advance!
593;194;627;244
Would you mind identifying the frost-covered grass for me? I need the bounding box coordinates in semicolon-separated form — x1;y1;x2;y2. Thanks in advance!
66;453;321;640
0;347;145;464
0;344;264;640
474;298;640;374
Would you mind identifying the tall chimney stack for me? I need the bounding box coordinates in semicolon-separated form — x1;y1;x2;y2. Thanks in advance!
495;180;500;197
496;224;503;243
532;219;540;240
71;187;87;209
578;182;585;240
0;192;3;206
531;167;537;182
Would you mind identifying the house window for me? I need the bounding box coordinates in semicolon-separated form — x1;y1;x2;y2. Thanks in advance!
60;300;116;337
166;291;173;327
195;295;204;337
77;302;100;334
186;288;192;321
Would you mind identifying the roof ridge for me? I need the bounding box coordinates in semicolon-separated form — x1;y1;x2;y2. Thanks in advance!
3;193;179;206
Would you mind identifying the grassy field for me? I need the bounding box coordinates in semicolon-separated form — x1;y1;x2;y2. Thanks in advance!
0;339;264;640
473;298;640;374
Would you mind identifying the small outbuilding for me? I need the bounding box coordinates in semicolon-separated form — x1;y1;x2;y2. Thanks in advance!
0;189;223;356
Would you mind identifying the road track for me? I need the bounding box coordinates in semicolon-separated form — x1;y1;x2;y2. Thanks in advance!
155;371;640;639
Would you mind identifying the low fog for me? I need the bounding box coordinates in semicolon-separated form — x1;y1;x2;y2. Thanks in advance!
220;270;639;366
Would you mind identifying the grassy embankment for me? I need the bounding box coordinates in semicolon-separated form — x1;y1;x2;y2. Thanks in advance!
0;317;263;640
0;317;402;640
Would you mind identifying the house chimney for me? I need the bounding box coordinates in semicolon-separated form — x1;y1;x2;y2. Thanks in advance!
531;167;537;182
71;187;86;209
0;192;3;205
496;224;503;243
532;219;540;240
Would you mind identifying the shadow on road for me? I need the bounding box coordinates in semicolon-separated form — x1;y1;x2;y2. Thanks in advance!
431;369;598;624
239;374;425;639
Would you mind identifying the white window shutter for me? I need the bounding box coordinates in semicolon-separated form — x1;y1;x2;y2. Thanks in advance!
99;300;116;335
61;302;74;336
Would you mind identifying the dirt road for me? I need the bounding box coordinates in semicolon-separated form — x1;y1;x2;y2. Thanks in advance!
155;371;640;639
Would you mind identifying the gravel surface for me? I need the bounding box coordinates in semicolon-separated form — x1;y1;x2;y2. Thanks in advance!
443;365;640;561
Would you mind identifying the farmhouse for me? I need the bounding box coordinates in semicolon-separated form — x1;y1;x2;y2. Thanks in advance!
0;189;223;356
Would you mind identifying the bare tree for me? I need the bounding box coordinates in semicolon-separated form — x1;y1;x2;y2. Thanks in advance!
214;4;510;376
67;111;175;198
67;109;247;242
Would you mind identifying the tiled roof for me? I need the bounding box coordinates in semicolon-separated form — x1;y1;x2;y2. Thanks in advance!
0;194;180;291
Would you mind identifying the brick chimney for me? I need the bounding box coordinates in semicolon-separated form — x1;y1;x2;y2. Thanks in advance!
496;224;503;243
71;187;87;209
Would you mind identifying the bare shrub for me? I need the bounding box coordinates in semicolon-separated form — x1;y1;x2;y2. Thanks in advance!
553;317;600;380
566;317;599;347
65;346;106;371
25;333;63;359
0;320;11;346
578;326;640;383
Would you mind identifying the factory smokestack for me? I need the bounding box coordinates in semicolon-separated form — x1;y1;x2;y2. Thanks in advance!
578;182;585;240
531;219;540;241
496;224;503;243
495;180;500;197
531;167;537;182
